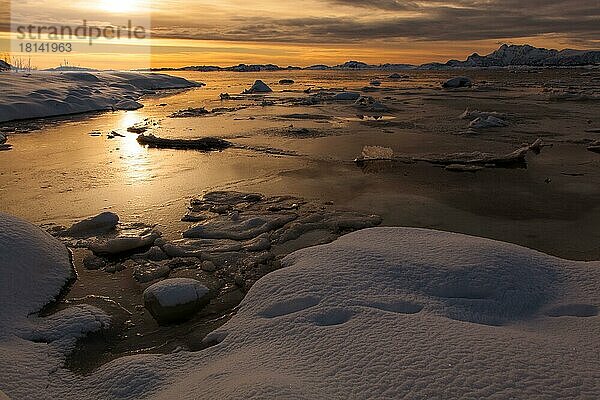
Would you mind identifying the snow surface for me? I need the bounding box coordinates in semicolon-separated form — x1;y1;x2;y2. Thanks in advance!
1;226;599;399
0;71;202;122
0;213;109;399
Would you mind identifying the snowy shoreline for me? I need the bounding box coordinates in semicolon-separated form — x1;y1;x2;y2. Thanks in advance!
0;71;202;123
1;212;598;399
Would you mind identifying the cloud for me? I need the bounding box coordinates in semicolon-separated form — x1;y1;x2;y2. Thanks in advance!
149;0;599;47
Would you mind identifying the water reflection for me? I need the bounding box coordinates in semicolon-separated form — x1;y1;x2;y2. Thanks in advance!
116;111;152;184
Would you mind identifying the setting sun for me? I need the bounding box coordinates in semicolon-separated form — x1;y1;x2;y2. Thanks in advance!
99;0;140;13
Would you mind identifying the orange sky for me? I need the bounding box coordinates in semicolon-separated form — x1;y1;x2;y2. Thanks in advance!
1;0;598;69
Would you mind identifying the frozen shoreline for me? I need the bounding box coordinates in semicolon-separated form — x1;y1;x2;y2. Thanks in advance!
0;71;202;123
0;212;598;399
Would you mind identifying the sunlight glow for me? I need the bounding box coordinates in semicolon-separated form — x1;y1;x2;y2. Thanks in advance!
99;0;140;14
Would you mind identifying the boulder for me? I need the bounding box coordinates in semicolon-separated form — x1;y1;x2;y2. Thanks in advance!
143;278;210;324
442;76;473;88
333;92;361;101
62;212;119;237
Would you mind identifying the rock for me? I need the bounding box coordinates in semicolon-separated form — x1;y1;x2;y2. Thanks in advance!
181;211;209;222
105;260;131;273
143;278;210;324
131;246;168;261
459;109;505;120
201;261;217;272
388;73;408;79
442;76;473;88
62;212;119;237
243;233;271;252
133;261;171;283
588;140;600;153
183;212;297;241
332;92;361;101
115;99;143;110
162;238;242;258
0;133;6;144
169;107;210;118
220;93;231;100
370;80;382;86
354;96;388;112
243;80;272;94
279;79;294;85
83;254;106;270
88;230;161;255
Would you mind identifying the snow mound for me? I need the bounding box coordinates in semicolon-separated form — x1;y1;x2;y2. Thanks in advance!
3;225;599;399
243;80;273;94
0;212;74;320
0;213;109;399
0;72;202;122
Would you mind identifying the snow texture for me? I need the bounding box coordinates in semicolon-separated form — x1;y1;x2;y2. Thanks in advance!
2;225;599;399
0;213;109;399
0;72;202;122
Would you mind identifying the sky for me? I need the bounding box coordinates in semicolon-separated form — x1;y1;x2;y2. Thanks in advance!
0;0;599;69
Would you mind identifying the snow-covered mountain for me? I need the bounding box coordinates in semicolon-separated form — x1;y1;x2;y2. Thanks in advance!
437;44;600;68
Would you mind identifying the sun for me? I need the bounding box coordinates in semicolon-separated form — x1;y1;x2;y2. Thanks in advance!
99;0;140;13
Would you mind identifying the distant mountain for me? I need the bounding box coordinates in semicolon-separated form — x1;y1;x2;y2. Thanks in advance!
146;44;599;72
0;60;11;70
44;65;98;72
421;44;600;69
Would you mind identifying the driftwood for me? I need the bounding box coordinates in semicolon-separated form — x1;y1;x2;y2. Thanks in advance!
137;134;232;151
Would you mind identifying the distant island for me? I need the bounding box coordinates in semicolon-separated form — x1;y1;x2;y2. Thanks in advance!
146;44;600;72
2;44;598;73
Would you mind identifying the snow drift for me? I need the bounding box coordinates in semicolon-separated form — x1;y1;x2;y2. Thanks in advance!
0;71;202;123
1;219;599;399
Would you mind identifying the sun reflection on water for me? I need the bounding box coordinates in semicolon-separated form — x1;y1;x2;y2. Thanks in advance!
116;111;152;184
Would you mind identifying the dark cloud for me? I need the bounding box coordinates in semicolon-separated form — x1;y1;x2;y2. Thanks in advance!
149;0;600;47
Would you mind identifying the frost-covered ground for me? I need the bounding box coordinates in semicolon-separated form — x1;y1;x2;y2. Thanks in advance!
0;71;201;122
1;213;598;399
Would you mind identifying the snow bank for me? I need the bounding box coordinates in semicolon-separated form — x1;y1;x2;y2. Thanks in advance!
143;278;210;323
0;213;109;399
0;71;202;122
2;225;599;399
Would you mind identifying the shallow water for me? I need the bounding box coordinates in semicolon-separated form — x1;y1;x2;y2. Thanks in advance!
1;69;599;259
